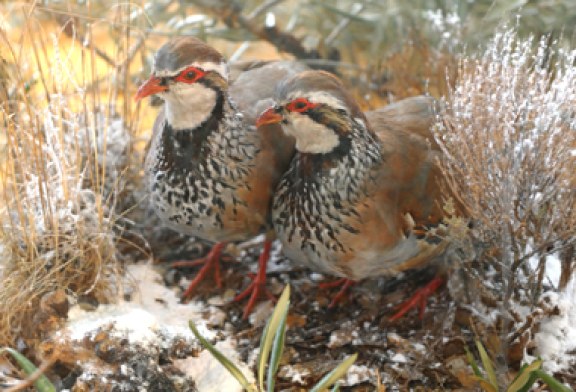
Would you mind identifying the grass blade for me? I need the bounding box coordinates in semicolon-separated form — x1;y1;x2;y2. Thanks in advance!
310;353;357;392
188;321;255;392
0;347;56;392
533;370;574;392
266;300;288;391
465;345;483;378
258;284;290;391
506;359;542;392
472;376;498;392
475;339;498;389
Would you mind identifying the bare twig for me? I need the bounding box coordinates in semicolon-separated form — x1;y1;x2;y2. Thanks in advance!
186;0;340;71
324;2;365;46
434;26;576;314
247;0;285;20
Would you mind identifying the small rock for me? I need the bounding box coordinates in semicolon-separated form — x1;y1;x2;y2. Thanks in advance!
77;295;99;312
206;306;227;327
249;301;274;327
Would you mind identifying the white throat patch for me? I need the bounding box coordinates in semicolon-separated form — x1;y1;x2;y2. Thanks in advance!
283;113;339;154
164;83;218;131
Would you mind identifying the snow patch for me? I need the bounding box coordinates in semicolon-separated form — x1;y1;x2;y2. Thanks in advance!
390;352;409;364
54;263;254;391
528;252;562;288
342;365;377;386
531;280;576;373
61;263;213;344
281;364;310;385
174;339;255;392
124;262;205;331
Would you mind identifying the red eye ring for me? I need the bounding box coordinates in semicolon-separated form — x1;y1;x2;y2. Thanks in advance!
286;98;318;113
175;66;206;84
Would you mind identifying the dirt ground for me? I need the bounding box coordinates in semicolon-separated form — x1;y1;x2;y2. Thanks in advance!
149;231;469;391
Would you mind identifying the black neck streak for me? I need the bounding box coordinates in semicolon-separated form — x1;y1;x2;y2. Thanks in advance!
294;108;354;180
160;88;225;170
296;134;351;179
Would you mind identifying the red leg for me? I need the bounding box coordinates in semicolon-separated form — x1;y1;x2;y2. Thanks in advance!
389;276;444;321
233;240;275;319
319;278;356;308
174;242;227;303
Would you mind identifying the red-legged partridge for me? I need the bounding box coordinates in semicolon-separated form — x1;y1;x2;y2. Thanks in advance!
136;37;302;317
257;70;452;319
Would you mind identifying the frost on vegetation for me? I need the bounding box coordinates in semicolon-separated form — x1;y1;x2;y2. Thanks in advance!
0;88;132;347
73;111;132;192
435;26;576;303
423;8;462;51
434;25;576;380
1;99;125;267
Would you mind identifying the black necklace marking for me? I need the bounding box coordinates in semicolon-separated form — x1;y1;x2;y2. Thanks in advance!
158;90;224;170
273;120;381;259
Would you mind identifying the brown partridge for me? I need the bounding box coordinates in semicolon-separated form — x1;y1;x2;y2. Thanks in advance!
135;37;302;317
257;70;451;319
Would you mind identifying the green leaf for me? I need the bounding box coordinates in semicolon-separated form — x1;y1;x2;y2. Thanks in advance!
310;353;358;392
0;347;56;392
188;321;256;392
465;345;483;378
476;339;498;389
506;359;542;392
266;300;288;392
258;284;290;391
472;376;499;392
331;382;341;391
533;369;574;392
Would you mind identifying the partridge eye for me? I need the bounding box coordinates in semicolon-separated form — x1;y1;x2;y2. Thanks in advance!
176;67;204;83
287;98;317;113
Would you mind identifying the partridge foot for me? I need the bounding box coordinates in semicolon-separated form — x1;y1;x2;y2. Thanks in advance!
319;278;356;308
172;242;227;303
389;276;444;321
234;240;275;319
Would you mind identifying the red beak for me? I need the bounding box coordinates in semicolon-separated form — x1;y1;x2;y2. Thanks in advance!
135;76;168;101
256;107;283;127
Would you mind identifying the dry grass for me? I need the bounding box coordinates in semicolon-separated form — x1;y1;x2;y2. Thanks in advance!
0;3;147;351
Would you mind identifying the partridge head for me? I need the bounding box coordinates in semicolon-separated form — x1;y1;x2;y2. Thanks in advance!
136;37;300;317
257;70;451;318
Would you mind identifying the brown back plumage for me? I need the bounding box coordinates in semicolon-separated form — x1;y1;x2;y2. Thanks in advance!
366;97;445;226
230;61;309;124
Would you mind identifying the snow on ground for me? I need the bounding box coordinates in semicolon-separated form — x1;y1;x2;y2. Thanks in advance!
531;278;576;373
528;252;562;289
57;262;255;392
174;340;255;392
65;262;209;342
